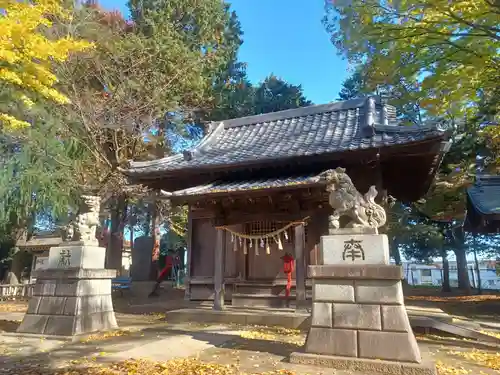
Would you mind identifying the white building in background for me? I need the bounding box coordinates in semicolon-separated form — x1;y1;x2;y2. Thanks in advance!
402;260;500;290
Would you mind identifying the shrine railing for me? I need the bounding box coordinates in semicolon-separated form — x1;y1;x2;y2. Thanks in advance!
0;283;34;300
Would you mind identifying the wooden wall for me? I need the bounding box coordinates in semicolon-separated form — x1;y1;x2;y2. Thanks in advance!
187;204;329;297
190;218;215;277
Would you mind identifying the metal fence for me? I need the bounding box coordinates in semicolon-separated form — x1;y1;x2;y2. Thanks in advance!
0;283;34;300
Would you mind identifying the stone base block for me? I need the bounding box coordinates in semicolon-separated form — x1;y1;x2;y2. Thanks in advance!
290;352;436;375
17;310;117;336
16;314;49;334
18;264;117;338
33;268;116;281
328;227;378;235
48;245;106;269
320;234;389;265
305;327;357;357
308;264;403;280
358;330;421;362
305;265;427;367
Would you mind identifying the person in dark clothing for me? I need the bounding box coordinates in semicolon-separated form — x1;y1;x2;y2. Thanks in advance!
148;252;174;297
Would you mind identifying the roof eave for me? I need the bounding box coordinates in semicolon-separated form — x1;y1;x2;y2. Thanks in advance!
166;181;327;202
124;121;224;174
466;189;500;218
123;133;448;180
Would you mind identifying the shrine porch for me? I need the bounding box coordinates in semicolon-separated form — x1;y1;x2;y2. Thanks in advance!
188;278;313;309
165;305;311;330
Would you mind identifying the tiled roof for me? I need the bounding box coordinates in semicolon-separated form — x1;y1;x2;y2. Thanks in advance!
163;172;326;198
126;96;445;176
467;175;500;216
16;234;62;251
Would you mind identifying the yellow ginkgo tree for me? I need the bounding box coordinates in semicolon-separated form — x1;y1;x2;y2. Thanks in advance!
0;0;92;130
324;0;500;158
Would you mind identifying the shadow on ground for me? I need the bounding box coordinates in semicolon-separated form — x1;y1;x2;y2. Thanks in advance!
0;323;306;372
3;318;496;370
109;285;202;315
405;286;500;323
0;320;20;332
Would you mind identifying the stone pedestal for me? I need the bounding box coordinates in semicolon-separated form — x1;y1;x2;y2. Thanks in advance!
290;234;436;375
17;246;118;337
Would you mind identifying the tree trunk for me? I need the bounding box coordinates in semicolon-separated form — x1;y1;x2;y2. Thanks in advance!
149;200;160;280
453;247;471;294
441;249;451;293
106;195;127;272
390;237;402;265
142;203;152;237
473;236;482;294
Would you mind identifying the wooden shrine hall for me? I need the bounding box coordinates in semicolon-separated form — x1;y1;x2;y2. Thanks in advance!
465;174;500;234
124;96;451;310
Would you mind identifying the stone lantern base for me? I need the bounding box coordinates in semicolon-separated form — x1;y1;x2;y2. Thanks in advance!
290;264;436;374
290;232;436;375
17;246;117;337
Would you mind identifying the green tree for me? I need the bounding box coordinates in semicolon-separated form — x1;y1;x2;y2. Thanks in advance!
338;71;367;101
253;75;312;114
210;74;313;121
209;63;255;121
0;101;86;281
25;0;241;270
337;65;428;125
123;1;245;257
328;0;500;291
0;105;84;234
324;0;499;119
337;65;492;294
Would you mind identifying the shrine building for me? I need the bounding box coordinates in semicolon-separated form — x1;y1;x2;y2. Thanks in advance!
465;174;500;234
124;96;451;310
15;232;62;283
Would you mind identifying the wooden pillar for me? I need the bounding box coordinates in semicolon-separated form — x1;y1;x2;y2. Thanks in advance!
233;224;246;281
30;254;37;283
294;224;306;310
184;209;193;300
213;227;226;310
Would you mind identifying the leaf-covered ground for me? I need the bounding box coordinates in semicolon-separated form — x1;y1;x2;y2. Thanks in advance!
3;296;500;374
4;359;297;375
0;301;29;313
406;295;500;303
1;320;500;375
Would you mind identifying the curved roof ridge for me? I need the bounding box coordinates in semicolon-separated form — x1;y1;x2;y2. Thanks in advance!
129;122;224;168
222;97;376;128
124;96;448;176
190;122;224;152
128;153;183;168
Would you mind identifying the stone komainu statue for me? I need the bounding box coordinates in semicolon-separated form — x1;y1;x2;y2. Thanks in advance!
320;167;387;232
63;195;101;245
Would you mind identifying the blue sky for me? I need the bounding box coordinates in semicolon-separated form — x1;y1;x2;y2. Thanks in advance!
98;0;349;104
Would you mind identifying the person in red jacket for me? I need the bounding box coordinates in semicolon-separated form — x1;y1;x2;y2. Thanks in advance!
149;252;174;297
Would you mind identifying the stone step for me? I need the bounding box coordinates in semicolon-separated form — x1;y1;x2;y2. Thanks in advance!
234;284;312;297
232;293;312;309
410;316;500;344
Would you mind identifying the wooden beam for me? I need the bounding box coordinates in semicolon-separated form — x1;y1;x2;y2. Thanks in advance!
170;183;327;206
294;224;306;311
213;227;226;310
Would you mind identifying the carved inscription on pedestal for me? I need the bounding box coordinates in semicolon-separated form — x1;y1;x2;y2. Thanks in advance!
321;234;390;265
342;239;365;262
58;249;72;267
